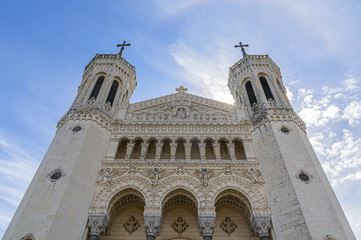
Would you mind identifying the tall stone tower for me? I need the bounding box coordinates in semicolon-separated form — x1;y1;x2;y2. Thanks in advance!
4;47;356;240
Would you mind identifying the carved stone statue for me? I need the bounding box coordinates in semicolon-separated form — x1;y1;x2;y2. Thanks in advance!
268;98;276;106
170;140;177;160
125;141;135;160
199;141;206;160
140;141;149;159
212;141;221;160
251;102;259;112
248;168;262;184
155;141;163;160
184;140;192;160
201;168;208;186
227;142;236;160
151;168;160;185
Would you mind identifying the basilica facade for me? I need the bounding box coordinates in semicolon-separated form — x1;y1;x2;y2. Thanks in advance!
4;49;356;240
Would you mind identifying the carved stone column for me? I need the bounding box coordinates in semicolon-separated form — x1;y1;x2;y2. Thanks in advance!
251;215;272;240
226;141;236;160
212;141;221;160
184;139;192;161
144;214;162;239
198;215;216;240
155;141;164;160
88;214;108;240
125;140;135;160
140;141;149;160
199;140;206;161
170;139;177;160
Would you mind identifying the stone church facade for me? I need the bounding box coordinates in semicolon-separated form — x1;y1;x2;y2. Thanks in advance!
4;49;356;240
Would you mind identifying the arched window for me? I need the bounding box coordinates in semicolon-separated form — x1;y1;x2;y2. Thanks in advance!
245;81;257;106
106;81;119;106
259;77;274;100
89;76;105;100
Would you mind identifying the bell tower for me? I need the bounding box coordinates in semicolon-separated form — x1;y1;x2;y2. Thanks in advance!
3;47;137;240
228;46;356;240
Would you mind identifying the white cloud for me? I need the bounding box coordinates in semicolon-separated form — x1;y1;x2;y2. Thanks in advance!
169;42;234;104
342;101;361;126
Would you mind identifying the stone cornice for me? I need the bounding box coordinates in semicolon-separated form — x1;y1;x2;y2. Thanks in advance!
250;107;307;133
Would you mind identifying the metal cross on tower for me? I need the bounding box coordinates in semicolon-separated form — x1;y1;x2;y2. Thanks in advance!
234;42;249;58
117;41;131;58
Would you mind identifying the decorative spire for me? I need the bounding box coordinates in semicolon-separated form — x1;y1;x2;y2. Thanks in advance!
117;41;131;58
234;42;249;58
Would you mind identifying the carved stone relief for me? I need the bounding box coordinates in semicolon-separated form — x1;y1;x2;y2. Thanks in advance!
220;217;237;236
123;216;140;235
171;217;189;234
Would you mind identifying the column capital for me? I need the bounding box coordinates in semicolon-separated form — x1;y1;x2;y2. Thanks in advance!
251;215;272;238
144;214;162;237
198;215;216;237
88;214;109;237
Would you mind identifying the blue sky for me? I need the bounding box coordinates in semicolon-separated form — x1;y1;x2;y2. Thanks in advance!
0;0;360;238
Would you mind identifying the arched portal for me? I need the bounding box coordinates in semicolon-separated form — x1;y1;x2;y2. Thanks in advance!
160;189;202;240
214;189;258;239
99;188;146;240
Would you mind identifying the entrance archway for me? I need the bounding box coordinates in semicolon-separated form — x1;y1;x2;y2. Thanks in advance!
159;189;202;240
213;189;258;240
99;188;146;239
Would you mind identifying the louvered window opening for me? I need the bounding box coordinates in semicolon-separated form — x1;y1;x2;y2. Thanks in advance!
260;77;274;100
106;81;119;106
245;81;257;105
89;76;105;100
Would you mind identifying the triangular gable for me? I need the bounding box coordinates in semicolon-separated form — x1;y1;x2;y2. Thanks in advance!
125;91;236;122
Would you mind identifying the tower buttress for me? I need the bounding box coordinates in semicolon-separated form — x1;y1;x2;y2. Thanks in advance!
227;53;356;240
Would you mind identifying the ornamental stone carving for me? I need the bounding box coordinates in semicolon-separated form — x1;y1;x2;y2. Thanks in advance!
171;217;189;234
220;217;237;236
198;215;216;237
251;215;271;238
144;214;162;236
88;214;109;237
123;216;140;235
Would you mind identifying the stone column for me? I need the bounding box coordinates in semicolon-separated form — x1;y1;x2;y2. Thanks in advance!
212;141;221;160
124;140;135;160
199;140;206;161
88;214;108;240
184;139;192;161
144;214;162;239
198;215;216;240
226;141;236;160
155;141;164;160
251;215;272;240
140;140;149;160
170;139;177;160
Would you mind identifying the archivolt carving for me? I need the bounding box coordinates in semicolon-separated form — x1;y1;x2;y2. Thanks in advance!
209;176;270;215
89;175;152;214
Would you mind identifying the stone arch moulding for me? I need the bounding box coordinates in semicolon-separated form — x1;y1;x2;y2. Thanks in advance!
106;187;146;215
209;176;270;215
157;175;203;210
89;175;152;214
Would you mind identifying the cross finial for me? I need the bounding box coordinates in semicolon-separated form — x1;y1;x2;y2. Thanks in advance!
176;85;188;93
117;41;131;58
234;42;249;58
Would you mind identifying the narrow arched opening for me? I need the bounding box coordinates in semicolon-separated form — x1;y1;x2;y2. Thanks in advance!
106;80;119;106
190;138;200;160
259;77;274;101
89;76;105;100
245;81;257;107
116;138;129;159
